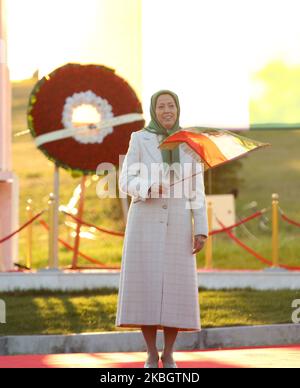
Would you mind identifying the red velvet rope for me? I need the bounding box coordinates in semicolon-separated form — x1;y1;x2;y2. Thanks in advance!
281;213;300;228
63;209;265;238
216;217;300;270
210;210;265;235
0;210;45;244
62;211;125;237
39;219;120;269
2;204;299;271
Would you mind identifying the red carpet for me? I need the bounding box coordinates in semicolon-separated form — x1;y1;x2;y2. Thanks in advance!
1;345;300;368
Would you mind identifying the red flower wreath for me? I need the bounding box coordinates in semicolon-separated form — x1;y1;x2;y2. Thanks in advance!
27;63;145;175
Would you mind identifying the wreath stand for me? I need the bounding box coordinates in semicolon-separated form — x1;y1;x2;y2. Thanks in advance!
47;164;60;270
48;168;90;270
71;175;87;269
28;63;144;271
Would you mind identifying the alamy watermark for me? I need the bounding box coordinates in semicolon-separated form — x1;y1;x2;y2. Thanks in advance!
0;299;6;324
96;158;205;210
291;299;300;324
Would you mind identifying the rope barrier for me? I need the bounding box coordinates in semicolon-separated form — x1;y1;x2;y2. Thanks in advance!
62;211;125;237
0;210;45;245
216;216;300;270
1;198;298;271
210;209;267;235
63;206;267;238
38;219;120;268
280;212;300;228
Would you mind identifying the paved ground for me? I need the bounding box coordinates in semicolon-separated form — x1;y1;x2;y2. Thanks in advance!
1;345;300;368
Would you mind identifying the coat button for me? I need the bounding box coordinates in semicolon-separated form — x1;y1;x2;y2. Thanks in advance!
162;204;168;209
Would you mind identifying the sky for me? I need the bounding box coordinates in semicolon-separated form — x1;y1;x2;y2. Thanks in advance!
5;0;300;128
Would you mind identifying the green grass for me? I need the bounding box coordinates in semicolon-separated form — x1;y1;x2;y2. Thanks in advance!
0;288;299;336
236;129;300;217
10;79;300;270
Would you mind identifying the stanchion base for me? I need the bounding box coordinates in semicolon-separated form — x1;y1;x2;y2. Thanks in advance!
263;267;289;272
37;268;62;273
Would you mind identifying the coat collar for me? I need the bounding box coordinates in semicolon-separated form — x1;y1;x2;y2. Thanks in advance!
141;130;167;147
141;130;159;140
138;130;192;179
140;129;192;164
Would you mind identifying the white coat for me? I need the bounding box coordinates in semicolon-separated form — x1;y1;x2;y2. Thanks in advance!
115;129;208;331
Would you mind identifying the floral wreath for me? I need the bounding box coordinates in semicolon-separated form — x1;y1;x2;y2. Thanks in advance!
27;63;145;176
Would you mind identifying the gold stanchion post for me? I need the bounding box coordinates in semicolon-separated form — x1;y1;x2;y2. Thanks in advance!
272;193;279;267
205;201;213;269
25;198;33;269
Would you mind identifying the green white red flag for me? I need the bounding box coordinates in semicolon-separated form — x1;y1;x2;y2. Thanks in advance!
159;127;271;171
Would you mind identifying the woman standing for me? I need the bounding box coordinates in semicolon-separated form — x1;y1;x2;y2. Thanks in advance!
115;90;208;368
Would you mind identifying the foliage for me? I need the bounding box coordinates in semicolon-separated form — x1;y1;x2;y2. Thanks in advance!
250;60;300;124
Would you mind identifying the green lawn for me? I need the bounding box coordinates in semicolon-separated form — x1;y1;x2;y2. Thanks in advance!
0;289;299;336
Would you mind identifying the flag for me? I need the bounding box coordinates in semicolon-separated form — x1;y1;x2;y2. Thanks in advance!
158;127;271;171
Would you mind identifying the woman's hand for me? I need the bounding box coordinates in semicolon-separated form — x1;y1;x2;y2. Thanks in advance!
192;234;207;254
148;183;169;197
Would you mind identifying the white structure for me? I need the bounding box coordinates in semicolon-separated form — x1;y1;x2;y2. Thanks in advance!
206;194;236;230
0;0;19;271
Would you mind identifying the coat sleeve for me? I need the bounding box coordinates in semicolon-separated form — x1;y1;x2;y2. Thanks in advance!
189;158;209;237
119;131;152;202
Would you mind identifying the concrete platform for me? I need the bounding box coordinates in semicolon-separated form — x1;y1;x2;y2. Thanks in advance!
1;324;300;356
1;268;300;291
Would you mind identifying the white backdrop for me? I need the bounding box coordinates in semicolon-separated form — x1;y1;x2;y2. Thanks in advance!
141;0;300;129
6;0;300;129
